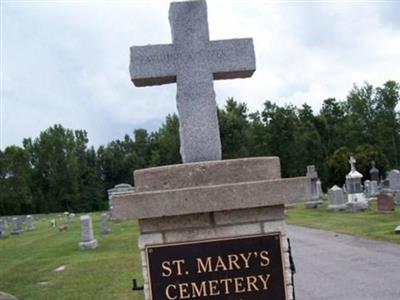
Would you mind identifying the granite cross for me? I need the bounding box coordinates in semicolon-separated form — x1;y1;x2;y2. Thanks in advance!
129;0;256;163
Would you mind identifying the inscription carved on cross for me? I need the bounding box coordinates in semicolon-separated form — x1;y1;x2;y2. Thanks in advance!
129;0;256;163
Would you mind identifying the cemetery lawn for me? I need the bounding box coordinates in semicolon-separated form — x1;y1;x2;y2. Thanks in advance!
0;213;144;300
286;200;400;244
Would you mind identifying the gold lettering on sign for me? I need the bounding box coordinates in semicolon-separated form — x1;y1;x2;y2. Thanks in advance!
219;278;233;294
258;274;271;290
191;281;208;298
233;277;246;293
214;256;228;271
239;252;252;268
208;280;221;296
165;284;177;300
196;257;212;273
178;283;190;299
260;250;270;267
162;261;172;277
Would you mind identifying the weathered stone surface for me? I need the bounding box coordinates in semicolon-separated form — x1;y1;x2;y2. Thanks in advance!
345;201;368;212
112;177;308;220
101;213;111;234
26;215;35;231
387;169;400;190
262;220;286;235
138;232;163;250
214;205;284;225
135;157;281;192
139;213;211;233
129;0;255;163
164;223;262;243
79;215;97;250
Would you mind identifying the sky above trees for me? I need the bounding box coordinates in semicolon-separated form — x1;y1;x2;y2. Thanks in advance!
2;0;400;149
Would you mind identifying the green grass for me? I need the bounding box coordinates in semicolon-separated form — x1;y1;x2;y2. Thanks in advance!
286;199;400;244
0;213;145;300
1;203;399;299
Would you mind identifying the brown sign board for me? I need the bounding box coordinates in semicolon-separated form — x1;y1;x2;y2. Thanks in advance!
146;233;287;300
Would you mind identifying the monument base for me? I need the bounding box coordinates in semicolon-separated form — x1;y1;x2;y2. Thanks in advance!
327;204;347;211
79;240;98;250
112;157;308;300
345;201;368;212
305;200;323;208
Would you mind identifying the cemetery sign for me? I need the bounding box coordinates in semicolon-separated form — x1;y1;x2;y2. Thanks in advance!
146;233;287;300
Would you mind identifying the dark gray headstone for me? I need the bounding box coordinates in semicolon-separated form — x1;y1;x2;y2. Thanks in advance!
101;213;111;235
129;0;256;163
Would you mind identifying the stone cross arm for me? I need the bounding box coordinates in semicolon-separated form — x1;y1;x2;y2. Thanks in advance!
130;38;255;87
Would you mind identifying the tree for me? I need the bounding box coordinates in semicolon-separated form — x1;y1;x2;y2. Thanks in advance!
218;98;251;159
0;146;32;215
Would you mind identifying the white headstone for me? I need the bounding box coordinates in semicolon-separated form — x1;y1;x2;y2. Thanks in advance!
79;215;97;250
327;185;346;210
26;215;35;231
11;217;22;235
387;169;400;190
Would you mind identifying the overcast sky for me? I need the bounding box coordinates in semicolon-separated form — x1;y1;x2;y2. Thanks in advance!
2;0;400;150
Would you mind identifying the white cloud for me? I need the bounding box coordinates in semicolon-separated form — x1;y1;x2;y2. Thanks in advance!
2;0;400;149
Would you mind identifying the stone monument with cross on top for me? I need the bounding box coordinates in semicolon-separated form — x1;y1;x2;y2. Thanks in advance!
130;0;255;163
112;1;309;299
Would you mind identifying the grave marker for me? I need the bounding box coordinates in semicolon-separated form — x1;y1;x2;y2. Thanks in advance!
112;1;309;299
79;215;97;250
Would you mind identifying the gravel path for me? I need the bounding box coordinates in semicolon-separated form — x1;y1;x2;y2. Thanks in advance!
287;225;400;300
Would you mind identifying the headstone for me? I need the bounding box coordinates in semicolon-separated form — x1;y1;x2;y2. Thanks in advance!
369;180;379;197
78;215;97;250
26;215;35;231
345;156;367;210
108;183;135;200
395;225;400;234
377;192;395;213
387;169;400;190
50;219;56;228
112;2;310;299
101;213;111;234
369;161;379;182
130;0;255;163
0;218;6;238
11;217;22;235
327;185;346;210
305;165;323;208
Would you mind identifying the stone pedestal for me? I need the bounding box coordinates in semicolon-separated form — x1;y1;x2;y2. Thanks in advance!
111;157;308;300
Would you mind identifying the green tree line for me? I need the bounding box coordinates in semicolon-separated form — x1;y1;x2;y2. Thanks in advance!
1;80;399;215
